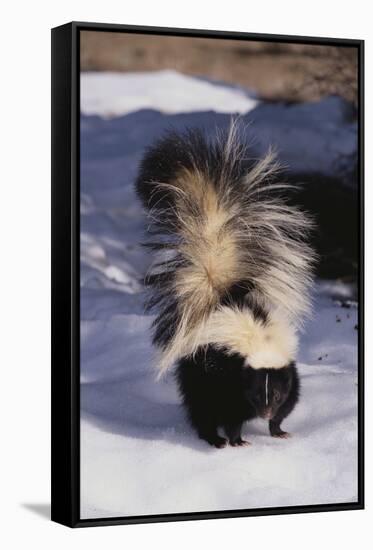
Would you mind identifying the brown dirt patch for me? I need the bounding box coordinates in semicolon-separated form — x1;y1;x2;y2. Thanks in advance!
81;31;358;105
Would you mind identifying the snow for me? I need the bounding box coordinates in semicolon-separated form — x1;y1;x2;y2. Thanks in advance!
80;286;358;518
81;70;258;117
80;71;358;519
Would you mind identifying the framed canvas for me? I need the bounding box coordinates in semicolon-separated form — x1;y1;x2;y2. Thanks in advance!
51;21;364;528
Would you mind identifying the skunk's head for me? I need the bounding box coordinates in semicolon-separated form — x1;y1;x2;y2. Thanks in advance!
242;364;297;419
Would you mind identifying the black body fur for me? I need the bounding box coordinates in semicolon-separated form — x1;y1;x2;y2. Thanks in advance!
176;347;300;448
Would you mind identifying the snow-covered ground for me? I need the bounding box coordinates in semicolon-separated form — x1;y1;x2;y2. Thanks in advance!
81;70;258;117
80;71;358;519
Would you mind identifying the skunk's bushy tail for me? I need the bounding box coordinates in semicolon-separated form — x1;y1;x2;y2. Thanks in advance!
136;123;315;374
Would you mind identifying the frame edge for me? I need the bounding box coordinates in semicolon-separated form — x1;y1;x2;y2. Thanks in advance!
51;22;79;528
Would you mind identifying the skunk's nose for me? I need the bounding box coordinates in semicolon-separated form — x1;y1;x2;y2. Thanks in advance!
261;407;273;420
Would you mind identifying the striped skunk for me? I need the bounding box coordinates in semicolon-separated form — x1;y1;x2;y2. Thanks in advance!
136;123;315;448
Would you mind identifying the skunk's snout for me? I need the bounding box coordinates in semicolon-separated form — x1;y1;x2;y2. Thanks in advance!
260;407;273;420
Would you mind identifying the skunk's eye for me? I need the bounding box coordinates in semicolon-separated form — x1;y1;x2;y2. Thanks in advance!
273;389;280;401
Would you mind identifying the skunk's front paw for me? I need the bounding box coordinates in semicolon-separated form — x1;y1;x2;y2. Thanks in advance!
213;436;228;448
230;437;251;447
272;430;292;439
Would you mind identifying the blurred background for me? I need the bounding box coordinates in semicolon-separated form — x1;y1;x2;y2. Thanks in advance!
81;32;358;106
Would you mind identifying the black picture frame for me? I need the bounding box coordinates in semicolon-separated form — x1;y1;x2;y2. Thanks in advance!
51;21;365;528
